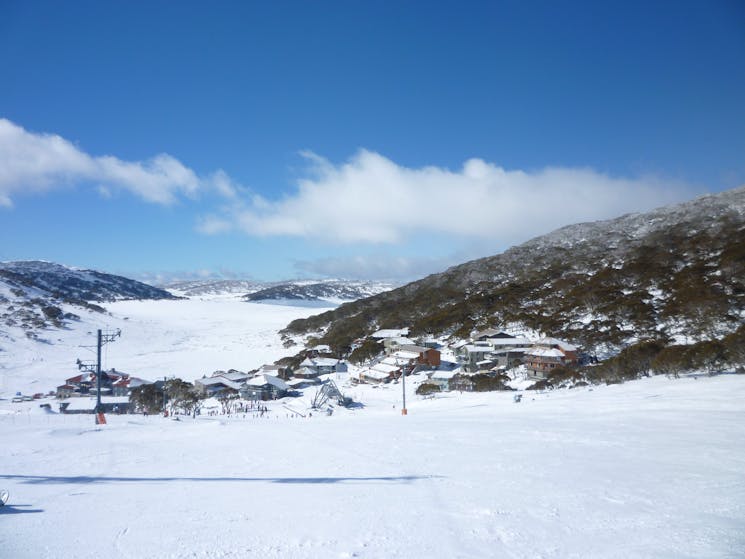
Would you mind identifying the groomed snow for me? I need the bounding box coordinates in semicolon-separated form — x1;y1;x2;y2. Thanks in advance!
1;374;744;558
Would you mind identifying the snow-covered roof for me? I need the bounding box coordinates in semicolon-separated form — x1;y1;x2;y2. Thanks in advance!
301;357;339;368
196;376;244;390
391;350;420;360
361;369;391;380
474;329;513;339
399;344;431;354
313;357;340;367
431;370;457;380
286;378;318;387
246;374;288;390
525;348;565;358
490;348;527;356
371;328;410;339
112;376;151;388
462;345;493;354
380;356;402;366
372;363;400;374
386;336;415;345
221;371;249;382
128;377;150;387
66;373;95;384
485;337;533;346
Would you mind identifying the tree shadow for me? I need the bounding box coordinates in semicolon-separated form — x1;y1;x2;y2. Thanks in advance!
1;474;441;485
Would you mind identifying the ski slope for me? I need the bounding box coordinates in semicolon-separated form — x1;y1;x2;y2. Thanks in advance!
1;373;743;558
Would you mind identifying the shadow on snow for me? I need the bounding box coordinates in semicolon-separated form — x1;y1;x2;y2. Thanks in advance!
1;474;440;485
0;504;44;514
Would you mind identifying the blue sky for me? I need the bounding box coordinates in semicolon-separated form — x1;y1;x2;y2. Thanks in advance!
1;1;743;282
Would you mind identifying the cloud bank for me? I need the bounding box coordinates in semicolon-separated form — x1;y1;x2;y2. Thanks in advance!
293;253;462;282
202;149;699;248
0;118;235;207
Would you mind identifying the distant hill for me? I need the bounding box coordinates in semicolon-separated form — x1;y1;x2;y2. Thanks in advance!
162;279;265;298
282;186;745;356
161;278;394;303
244;280;394;303
0;260;176;336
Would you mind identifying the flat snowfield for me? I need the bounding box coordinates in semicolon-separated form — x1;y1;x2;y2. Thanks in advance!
1;374;744;559
1;298;332;395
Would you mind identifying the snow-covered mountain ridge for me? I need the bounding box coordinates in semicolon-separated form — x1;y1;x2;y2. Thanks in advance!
243;280;394;303
161;278;394;302
0;260;176;338
283;185;745;354
162;279;265;298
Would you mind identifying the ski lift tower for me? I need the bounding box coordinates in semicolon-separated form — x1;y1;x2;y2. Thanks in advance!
76;328;121;424
400;359;411;416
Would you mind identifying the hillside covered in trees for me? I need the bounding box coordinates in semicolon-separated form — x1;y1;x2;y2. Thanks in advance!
282;186;745;359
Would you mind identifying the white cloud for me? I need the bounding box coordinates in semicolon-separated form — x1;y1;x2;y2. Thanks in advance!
208;149;700;247
293;254;460;282
0;118;233;207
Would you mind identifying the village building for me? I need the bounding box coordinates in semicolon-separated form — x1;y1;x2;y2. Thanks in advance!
472;329;516;341
194;375;244;397
382;336;416;354
523;338;579;379
58;369;148;399
254;364;290;380
56;384;77;399
358;364;398;384
305;344;331;358
395;345;441;368
59;396;131;414
111;375;150;397
459;343;495;372
240;374;288;401
60;372;97;396
370;328;410;339
357;356;403;384
458;335;533;372
286;377;321;390
428;370;458;391
297;357;348;377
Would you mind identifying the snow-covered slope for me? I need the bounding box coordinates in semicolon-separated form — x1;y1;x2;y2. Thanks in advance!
284;185;745;351
162;279;265;298
162;278;395;303
0;261;176;302
1;373;743;558
0;298;336;397
244;279;395;304
0;260;177;342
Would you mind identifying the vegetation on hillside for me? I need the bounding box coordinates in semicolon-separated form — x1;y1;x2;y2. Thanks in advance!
282;199;745;359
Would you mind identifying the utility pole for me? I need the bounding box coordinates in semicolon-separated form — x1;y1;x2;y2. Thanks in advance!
77;328;121;424
401;364;408;416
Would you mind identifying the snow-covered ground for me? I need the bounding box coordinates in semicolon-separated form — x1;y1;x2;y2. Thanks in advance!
0;298;331;397
1;373;743;558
